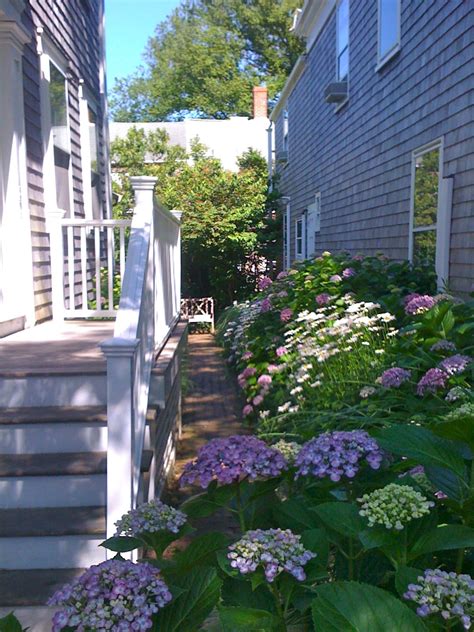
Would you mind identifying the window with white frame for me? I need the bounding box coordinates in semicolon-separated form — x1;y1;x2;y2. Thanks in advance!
80;87;102;219
39;37;73;217
283;109;289;153
336;0;349;81
306;192;321;257
295;216;305;260
409;139;453;288
378;0;401;66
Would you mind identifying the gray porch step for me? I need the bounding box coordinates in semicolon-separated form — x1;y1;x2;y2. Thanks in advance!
0;506;105;537
0;450;152;477
0;569;85;607
0;406;107;425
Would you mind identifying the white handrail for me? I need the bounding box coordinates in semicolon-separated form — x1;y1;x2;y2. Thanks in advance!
101;176;182;541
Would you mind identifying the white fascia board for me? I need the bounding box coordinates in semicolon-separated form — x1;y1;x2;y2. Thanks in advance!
271;0;335;123
270;54;307;122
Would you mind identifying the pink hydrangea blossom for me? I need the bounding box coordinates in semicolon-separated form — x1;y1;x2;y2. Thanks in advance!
267;364;280;374
280;308;293;322
242;404;254;416
258;276;273;291
276;346;287;357
241;367;257;379
316;293;330;306
257;374;272;386
330;274;342;283
253;395;264;406
242;351;253;360
276;271;288;280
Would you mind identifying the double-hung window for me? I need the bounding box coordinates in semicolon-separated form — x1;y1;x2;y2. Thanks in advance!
409;140;453;288
80;87;102;219
336;0;349;81
377;0;401;67
283;109;289;154
295;216;306;261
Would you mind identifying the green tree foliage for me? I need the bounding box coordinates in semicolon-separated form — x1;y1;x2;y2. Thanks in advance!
111;129;276;308
110;0;304;121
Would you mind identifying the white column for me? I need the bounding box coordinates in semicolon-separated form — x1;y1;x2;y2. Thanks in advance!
100;336;139;544
171;210;182;320
47;209;66;323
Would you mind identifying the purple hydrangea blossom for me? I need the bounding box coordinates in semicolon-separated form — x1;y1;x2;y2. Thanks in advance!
240;367;257;379
260;297;272;313
405;294;436;315
379;367;411;388
417;368;449;396
438;354;471;376
342;267;356;278
430;340;457;353
115;500;187;537
277;290;288;298
242;404;253;417
179;435;288;488
242;351;253;360
228;529;315;583
295;430;384;482
280;307;293;322
329;274;342;283
258;276;273;291
404;569;474;630
48;560;172;632
276;271;288;280
316;292;331;306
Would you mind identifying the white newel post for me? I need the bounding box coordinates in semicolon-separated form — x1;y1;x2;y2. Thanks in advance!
101;337;139;544
171;210;183;320
47;209;66;323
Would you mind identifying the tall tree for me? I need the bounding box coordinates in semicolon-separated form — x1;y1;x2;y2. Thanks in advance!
110;0;303;122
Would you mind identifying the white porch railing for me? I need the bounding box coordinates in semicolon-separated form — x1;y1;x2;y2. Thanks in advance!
49;215;132;319
100;177;182;539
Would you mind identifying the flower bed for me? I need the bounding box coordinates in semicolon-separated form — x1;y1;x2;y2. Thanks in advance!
4;252;473;631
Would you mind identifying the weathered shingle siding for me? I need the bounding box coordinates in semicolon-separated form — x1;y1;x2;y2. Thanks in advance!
276;0;474;294
20;0;106;321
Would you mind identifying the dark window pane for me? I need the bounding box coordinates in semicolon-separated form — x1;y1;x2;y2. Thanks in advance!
413;230;436;268
49;62;68;153
413;148;440;228
379;0;399;58
338;48;349;81
53;146;71;212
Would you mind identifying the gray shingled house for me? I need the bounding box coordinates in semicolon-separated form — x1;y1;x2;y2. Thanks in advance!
271;0;473;294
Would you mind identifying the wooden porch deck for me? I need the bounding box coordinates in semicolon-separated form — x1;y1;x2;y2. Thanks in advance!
0;321;115;376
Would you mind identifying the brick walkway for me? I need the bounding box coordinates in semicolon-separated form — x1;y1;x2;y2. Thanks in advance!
164;333;244;523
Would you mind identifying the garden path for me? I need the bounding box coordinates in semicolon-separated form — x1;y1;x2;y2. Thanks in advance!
163;333;245;535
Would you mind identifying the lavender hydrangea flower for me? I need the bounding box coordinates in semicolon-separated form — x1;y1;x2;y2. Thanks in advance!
405;294;436;315
358;483;434;530
379;367;411;388
179;435;288;488
330;274;342;283
242;404;253;417
417;368;449;396
257;374;272;387
260;297;272;313
48;559;172;632
276;271;288;280
315;292;330;306
404;569;474;630
430;340;457;353
439;354;471;376
114;500;187;537
258;276;273;291
228;529;315;583
295;430;384;482
342;267;356;278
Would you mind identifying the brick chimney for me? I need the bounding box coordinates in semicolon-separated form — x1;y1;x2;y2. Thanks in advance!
252;86;268;118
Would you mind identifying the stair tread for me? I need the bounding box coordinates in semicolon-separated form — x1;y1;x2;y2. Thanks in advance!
0;450;153;477
0;506;105;537
0;405;107;425
0;405;157;425
0;568;85;607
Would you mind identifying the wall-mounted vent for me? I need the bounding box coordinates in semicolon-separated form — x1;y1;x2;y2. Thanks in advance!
276;150;288;163
324;81;348;103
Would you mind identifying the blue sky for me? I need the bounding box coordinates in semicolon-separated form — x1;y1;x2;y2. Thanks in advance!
105;0;180;89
